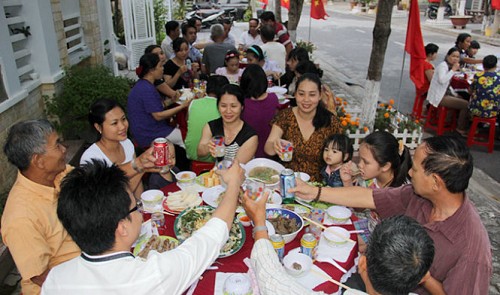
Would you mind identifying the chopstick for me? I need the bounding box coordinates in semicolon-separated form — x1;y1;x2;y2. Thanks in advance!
162;211;176;216
302;216;356;243
310;268;351;290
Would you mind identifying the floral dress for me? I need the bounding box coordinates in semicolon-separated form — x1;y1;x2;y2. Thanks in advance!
469;71;500;118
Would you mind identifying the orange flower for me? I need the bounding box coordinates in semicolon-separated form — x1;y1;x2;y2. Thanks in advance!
396;118;401;123
384;112;390;118
388;105;392;110
355;117;360;121
343;101;348;106
336;97;342;102
379;103;385;107
346;113;351;118
389;99;395;105
363;126;369;132
415;120;420;124
341;120;348;126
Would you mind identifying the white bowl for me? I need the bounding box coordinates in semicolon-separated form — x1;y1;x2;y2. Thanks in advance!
176;171;196;186
237;212;251;227
266;208;304;244
326;206;352;223
323;226;350;247
140;190;164;212
283;252;312;277
223;273;252;295
244;158;285;188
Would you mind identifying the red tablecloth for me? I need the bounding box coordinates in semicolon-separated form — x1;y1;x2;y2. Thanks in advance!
152;183;358;294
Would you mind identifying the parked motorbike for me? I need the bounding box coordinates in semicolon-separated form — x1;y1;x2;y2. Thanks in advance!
427;0;453;19
185;4;230;28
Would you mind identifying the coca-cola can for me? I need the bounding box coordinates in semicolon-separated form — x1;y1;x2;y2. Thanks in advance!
153;138;169;173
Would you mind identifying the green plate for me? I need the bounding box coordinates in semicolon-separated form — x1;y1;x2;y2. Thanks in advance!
174;206;245;258
133;235;179;256
281;204;312;226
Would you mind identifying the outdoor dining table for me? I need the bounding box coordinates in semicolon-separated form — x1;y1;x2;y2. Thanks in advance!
143;182;360;295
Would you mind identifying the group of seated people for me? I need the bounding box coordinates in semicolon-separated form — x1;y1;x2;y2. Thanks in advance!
1;118;493;294
419;33;499;137
0;13;493;295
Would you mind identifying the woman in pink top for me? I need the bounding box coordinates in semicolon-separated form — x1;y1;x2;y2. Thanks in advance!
240;64;279;158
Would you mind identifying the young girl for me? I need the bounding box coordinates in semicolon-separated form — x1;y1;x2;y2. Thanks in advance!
320;134;353;187
215;50;244;84
342;131;412;252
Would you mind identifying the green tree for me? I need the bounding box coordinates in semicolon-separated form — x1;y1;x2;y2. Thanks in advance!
154;0;169;45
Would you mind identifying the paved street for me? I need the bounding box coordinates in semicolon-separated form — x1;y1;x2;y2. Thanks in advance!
288;3;500;293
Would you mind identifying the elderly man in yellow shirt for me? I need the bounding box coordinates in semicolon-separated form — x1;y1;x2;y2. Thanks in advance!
2;119;157;294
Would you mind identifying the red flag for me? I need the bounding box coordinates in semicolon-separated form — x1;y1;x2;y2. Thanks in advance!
311;0;328;20
405;0;426;90
281;0;290;9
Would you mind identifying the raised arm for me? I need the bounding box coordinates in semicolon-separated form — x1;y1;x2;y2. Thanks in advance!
197;123;215;158
213;160;245;229
264;124;283;157
151;99;191;121
234;135;258;164
290;179;376;210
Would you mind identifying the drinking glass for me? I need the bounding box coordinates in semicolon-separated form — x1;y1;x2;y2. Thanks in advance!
279;139;293;162
212;135;225;159
244;178;265;201
307;208;325;240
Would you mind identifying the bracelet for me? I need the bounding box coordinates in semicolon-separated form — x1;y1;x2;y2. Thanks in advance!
131;158;144;173
252;225;268;237
313;186;322;202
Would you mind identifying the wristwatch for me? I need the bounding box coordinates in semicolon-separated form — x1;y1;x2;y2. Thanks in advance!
252;225;268;238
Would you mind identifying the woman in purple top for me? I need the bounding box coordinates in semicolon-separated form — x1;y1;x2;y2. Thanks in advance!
127;53;191;148
240;64;280;158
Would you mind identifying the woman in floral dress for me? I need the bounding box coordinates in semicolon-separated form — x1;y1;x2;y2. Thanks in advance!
469;55;500;118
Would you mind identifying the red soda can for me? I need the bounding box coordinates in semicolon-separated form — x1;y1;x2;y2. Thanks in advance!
153;138;168;167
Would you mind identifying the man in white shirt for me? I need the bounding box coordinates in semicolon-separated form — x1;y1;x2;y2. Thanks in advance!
42;159;244;295
161;21;180;59
222;19;236;47
239;18;263;51
260;24;286;72
243;195;435;295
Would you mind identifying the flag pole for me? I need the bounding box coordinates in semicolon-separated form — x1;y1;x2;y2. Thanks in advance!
308;13;312;43
396;50;406;111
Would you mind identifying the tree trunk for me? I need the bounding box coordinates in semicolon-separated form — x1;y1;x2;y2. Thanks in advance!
275;0;282;22
361;0;395;129
288;0;304;43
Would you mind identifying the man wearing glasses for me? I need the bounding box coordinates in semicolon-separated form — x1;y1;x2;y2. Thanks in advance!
41;159;245;294
2;120;158;295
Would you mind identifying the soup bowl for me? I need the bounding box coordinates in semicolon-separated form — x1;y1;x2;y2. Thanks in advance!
244;158;285;189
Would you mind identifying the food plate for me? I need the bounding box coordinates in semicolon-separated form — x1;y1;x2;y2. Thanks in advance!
202;185;282;213
178;89;194;101
196;171;221;189
267;86;288;95
295;197;332;210
174;206;245;258
133;235;179;257
162;192;203;215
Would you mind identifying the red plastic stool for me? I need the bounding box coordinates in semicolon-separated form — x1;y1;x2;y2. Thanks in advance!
424;105;458;135
467;116;496;153
190;160;215;175
412;89;427;120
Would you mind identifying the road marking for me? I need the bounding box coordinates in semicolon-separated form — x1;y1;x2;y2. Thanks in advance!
355;29;365;33
394;41;405;47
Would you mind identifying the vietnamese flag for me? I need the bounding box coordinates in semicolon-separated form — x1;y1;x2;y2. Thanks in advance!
281;0;290;9
405;0;426;89
260;0;290;9
311;0;328;20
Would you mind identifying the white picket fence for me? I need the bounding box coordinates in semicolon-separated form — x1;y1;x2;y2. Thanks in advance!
346;127;423;151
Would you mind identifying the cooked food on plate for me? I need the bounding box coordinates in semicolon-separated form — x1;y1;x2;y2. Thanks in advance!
175;207;244;256
201;169;221;187
137;235;178;259
166;190;201;211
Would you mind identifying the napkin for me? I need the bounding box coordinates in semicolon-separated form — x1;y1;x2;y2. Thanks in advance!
323;213;353;226
295;264;330;290
316;232;356;263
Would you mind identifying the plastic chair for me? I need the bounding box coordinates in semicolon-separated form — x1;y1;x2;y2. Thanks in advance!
412;89;427;120
467;116;496;153
424;105;458;135
190;160;214;175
